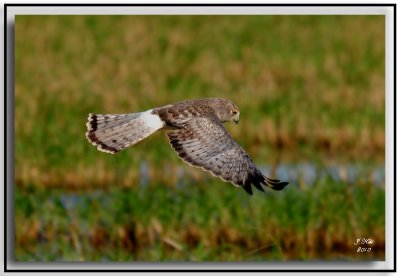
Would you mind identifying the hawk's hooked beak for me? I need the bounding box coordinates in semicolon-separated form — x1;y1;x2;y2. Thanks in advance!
233;113;240;124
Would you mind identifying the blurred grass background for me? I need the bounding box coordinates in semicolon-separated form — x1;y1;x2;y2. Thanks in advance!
14;15;385;261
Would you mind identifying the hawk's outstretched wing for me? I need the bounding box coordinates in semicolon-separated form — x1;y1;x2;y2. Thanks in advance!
166;114;288;195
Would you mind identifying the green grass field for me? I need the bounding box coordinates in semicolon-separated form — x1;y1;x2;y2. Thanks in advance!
14;15;385;261
15;178;384;261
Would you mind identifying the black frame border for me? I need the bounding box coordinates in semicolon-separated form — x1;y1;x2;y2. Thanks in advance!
4;3;396;273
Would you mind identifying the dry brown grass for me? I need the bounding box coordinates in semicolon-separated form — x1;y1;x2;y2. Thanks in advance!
15;216;385;261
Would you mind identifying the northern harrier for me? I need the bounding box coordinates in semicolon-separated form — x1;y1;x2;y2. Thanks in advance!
86;98;289;195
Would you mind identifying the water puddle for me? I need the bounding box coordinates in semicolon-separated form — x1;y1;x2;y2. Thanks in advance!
139;161;385;187
266;163;384;187
56;163;384;210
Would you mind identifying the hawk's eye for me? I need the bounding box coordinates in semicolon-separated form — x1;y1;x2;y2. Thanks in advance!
232;110;237;115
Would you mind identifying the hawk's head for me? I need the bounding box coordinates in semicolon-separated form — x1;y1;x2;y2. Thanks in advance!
209;98;240;124
231;107;240;124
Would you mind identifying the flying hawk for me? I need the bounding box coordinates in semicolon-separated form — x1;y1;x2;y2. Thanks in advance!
86;98;289;195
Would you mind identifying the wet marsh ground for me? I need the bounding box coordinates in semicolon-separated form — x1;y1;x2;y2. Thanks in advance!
14;15;385;261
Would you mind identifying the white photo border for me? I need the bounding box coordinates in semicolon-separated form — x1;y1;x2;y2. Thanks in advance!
3;3;396;273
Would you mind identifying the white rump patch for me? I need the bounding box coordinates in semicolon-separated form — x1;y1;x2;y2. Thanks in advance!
86;109;165;154
140;109;165;130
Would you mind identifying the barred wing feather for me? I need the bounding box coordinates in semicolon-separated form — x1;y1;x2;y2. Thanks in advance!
167;116;288;195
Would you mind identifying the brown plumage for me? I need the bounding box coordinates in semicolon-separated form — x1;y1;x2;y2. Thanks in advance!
86;98;289;195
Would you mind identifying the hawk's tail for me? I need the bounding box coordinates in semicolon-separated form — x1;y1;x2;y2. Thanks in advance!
86;110;164;154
